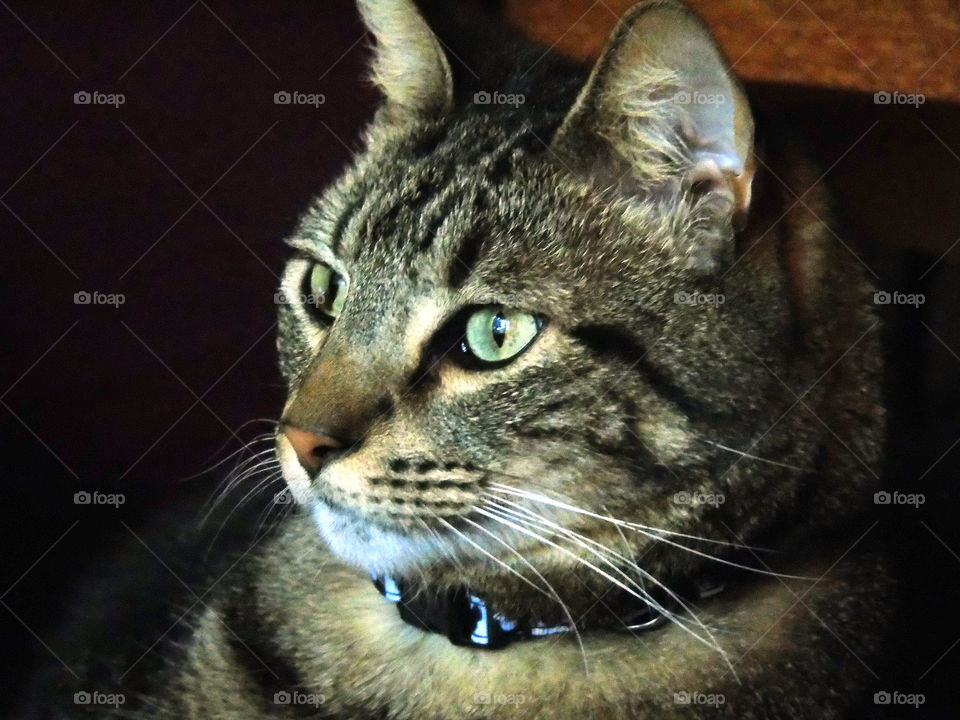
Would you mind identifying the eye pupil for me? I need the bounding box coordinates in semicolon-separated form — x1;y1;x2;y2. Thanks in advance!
304;262;346;319
491;313;509;347
460;307;542;369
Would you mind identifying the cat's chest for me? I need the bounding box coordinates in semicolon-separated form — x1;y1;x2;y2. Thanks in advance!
181;515;884;720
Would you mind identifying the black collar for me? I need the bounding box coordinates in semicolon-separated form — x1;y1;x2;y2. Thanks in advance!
372;573;724;650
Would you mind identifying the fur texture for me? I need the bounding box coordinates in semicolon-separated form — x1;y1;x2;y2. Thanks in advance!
21;2;895;718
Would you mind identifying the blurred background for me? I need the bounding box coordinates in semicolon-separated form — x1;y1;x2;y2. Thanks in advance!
2;1;960;717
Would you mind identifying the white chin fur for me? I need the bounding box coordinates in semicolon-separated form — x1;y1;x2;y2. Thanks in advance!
279;446;435;573
310;502;444;576
280;448;502;575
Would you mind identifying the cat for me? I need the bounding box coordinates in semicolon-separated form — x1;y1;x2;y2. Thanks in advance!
21;0;896;718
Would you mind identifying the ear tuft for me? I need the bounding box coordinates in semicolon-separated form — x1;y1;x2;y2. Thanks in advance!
357;0;453;119
552;1;755;230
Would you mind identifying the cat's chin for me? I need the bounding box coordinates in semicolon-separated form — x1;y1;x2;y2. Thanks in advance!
309;500;595;624
310;500;449;576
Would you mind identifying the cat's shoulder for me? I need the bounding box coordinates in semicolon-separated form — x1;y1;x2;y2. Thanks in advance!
15;485;294;719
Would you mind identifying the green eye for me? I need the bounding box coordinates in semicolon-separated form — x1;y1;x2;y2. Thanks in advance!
306;262;348;318
462;307;542;366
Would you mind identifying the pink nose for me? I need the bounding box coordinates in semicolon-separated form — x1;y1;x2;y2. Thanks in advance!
282;424;343;473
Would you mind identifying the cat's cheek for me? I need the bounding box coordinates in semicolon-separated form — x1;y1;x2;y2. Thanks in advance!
277;433;314;504
632;398;694;464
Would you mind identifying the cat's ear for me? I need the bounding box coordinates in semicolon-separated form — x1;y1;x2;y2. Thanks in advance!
552;1;755;230
357;0;453;119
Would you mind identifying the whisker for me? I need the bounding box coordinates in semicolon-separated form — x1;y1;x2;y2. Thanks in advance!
253;486;296;538
486;483;815;580
180;428;277;482
473;505;730;665
478;499;728;660
407;516;469;605
200;460;283;534
431;513;593;664
483;474;771;551
417;516;470;578
200;458;281;527
204;469;284;557
198;443;279;518
700;439;811;472
222;447;279;480
431;514;553;602
601;502;642;575
477;504;733;678
482;498;717;635
454;514;589;674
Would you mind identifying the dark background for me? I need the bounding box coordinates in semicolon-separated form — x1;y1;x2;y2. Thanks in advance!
0;0;376;708
3;2;960;718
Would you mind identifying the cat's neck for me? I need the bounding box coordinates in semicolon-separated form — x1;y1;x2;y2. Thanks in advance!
169;512;894;720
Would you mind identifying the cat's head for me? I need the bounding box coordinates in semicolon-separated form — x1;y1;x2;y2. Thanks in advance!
274;0;883;620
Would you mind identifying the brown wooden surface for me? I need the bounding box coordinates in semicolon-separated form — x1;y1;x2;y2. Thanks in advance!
497;1;960;265
504;0;960;102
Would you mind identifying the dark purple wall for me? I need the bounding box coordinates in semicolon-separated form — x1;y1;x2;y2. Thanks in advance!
0;0;375;697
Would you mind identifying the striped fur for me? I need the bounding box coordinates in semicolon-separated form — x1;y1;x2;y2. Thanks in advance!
24;3;894;719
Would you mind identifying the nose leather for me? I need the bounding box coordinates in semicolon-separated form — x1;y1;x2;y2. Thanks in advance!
282;425;343;473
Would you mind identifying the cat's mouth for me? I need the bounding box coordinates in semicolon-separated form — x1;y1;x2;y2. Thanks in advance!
281;437;721;635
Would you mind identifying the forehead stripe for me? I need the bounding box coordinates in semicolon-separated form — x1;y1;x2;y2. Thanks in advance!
331;193;367;255
448;229;486;288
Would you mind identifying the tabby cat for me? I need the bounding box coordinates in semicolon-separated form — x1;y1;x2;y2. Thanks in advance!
26;0;896;718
